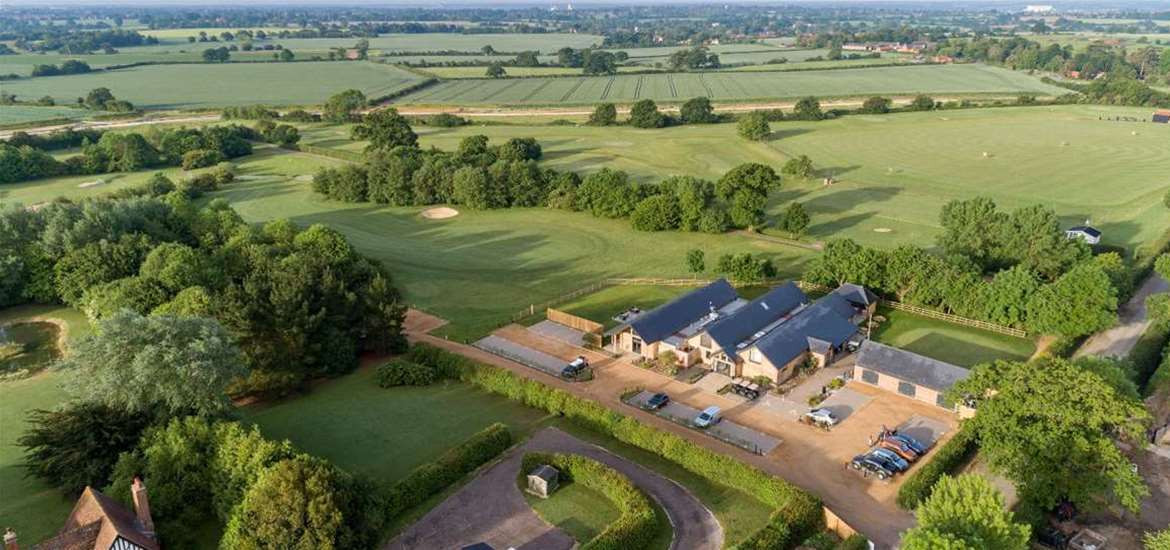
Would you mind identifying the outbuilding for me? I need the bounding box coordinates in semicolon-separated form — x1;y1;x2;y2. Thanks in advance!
852;340;970;412
526;465;560;499
1065;225;1101;245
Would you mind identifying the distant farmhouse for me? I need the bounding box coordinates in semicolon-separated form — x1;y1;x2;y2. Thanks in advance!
842;42;928;54
609;280;875;384
1154;109;1170;124
1065;224;1102;245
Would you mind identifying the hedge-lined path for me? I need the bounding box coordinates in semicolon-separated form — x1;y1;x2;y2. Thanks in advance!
404;310;914;549
1076;272;1169;359
385;427;722;550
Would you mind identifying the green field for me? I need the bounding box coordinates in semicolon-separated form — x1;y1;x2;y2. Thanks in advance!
395;64;1067;105
0;305;92;545
525;483;624;544
420;65;659;78
723;56;913;72
0;105;94;126
871;308;1036;367
0;61;426;109
300;105;1170;252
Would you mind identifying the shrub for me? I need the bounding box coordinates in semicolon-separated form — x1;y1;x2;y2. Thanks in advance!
427;113;469;127
407;343;823;544
384;423;512;518
181;148;224;170
737;111;771;141
896;423;978;509
375;359;437;387
520;452;657;550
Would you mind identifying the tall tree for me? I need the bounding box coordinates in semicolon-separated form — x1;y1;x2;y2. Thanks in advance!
323;89;367;123
1025;261;1118;337
679;96;716;124
588;103;617;126
351;108;417;152
951;357;1150;516
737;111;770;141
628;99;665;128
902;474;1030;550
716;163;780;229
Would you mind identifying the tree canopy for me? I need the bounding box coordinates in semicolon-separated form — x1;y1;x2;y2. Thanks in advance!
901;474;1030;550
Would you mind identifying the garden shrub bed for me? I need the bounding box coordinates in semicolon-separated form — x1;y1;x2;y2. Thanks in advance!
895;424;978;509
375;358;437;387
407;342;824;547
385;422;513;519
520;452;656;550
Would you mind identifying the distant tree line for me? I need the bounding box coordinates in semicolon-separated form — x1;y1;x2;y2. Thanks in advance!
30;60;92;77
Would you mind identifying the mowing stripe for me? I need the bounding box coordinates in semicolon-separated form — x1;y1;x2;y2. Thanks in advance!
667;74;677;98
634;75;644;99
481;79;522;102
600;76;616;100
720;73;752;98
560;77;587;102
697;73;714;97
519;78;554;102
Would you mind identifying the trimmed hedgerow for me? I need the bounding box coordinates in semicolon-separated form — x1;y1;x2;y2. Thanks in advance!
385;422;512;518
408;342;824;547
374;358;436;387
520;452;656;550
895;424;978;510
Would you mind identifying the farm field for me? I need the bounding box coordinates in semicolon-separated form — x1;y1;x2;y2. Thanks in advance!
0;61;426;109
419;65;657;78
723;56;913;72
871;308;1036;367
395;64;1068;105
0;105;94;126
0;49;285;74
321;104;1167;251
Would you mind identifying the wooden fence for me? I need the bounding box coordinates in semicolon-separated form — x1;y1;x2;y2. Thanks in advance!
883;300;1027;338
823;507;859;540
507;280;612;322
546;308;604;334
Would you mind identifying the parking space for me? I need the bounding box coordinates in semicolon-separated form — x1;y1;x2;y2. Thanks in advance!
896;415;950;447
475;335;569;378
528;320;588;348
818;388;873;424
627;390;781;455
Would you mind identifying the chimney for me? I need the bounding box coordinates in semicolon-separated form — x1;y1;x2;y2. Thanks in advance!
130;478;156;539
4;528;17;550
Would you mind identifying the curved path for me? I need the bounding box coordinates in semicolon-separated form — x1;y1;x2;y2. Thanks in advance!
385;427;723;550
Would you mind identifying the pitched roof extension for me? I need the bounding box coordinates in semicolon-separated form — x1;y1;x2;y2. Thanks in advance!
628;278;738;344
753;293;859;367
705;282;808;357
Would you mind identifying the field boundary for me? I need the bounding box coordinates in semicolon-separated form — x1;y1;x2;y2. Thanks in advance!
883;300;1028;338
546;308;604;334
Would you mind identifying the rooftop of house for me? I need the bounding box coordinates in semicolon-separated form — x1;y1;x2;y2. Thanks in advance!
833;283;877;308
34;485;159;550
627;278;738;344
855;340;969;392
706;282;808;357
752;293;860;367
1066;225;1101;238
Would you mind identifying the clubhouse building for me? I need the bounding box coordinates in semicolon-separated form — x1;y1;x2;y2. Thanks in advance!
610;279;875;383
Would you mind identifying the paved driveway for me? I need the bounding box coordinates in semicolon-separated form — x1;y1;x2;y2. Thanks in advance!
528;320;589;347
818;388;874;424
1077;273;1168;358
386;428;723;550
476;334;567;377
628;391;781;455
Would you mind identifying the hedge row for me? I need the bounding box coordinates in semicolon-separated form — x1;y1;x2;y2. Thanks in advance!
520;452;657;550
406;342;824;547
895;424;978;509
375;358;437;387
385;422;513;518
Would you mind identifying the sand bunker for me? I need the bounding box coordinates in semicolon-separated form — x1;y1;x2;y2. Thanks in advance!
873;228;893;233
294;174;313;182
78;180;105;188
421;207;459;220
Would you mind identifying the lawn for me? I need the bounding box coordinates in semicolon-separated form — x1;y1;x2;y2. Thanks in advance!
554;285;692;329
870;308;1036;367
395;64;1067;105
0;61;426;109
0;305;91;545
242;369;551;483
525;483;622;544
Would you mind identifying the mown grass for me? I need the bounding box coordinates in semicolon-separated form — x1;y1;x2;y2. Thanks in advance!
525;482;622;544
871;308;1036;367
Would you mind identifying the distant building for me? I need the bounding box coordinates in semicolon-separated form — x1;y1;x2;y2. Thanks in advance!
1025;4;1054;12
1066;225;1102;245
1154;109;1170;123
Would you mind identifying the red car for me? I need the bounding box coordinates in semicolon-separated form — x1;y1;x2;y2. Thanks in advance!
879;437;919;461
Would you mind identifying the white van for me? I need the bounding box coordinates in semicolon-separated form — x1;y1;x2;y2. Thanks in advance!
693;406;722;428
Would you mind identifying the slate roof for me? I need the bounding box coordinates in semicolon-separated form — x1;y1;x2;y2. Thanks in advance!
1067;225;1101;238
35;487;158;550
705;282;808;357
628;279;738;343
753;294;859;367
855;340;969;391
529;465;559;482
833;283;877;307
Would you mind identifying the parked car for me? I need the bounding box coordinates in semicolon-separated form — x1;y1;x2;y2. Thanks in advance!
865;450;906;475
888;433;930;455
693;406;722;428
850;454;895;480
802;408;839;428
878;437;919;461
846;336;865;352
868;448;909;472
562;356;588;378
646;392;670;410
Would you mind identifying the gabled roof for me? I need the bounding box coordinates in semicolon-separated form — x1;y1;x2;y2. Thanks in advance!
628;279;738;344
753;294;859;367
856;340;969;391
833;283;877;307
705;282;807;357
1067;225;1101;238
36;487;159;550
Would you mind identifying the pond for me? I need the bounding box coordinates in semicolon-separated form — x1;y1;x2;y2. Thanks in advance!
0;322;62;377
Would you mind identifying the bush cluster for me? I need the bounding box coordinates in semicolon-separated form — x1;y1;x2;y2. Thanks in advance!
385;423;513;518
895;424;978;509
520;452;656;550
375;358;437;387
404;342;824;545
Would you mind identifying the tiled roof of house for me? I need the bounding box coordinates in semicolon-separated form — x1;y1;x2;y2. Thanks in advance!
754;294;859;367
628;278;738;344
855;340;969;391
35;487;158;550
705;282;808;357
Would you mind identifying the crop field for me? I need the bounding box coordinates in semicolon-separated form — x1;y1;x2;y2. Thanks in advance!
0;105;93;125
418;65;657;78
395;64;1068;105
0;61;426;109
0;49;293;74
723;56;913;72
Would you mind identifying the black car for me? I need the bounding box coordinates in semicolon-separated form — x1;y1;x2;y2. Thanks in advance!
864;451;904;475
849;454;895;480
889;433;929;455
646;393;670;410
